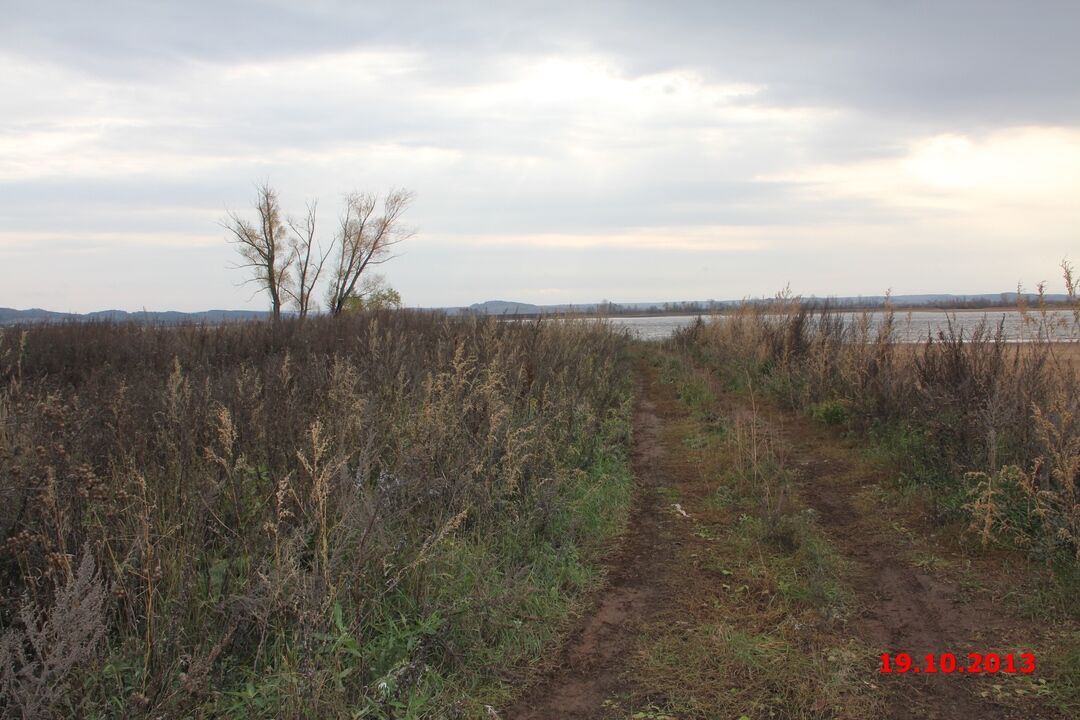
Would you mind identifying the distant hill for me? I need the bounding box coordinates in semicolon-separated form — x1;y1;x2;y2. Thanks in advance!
0;308;271;325
807;293;1071;307
465;300;545;315
451;292;1072;315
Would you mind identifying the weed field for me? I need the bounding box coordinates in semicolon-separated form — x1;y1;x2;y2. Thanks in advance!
0;314;632;718
2;295;1079;719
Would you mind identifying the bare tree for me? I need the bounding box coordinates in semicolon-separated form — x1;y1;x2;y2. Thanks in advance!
283;201;329;319
223;183;292;322
326;189;414;317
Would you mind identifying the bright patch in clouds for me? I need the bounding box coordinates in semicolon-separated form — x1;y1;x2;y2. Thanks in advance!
776;127;1080;209
466;55;762;114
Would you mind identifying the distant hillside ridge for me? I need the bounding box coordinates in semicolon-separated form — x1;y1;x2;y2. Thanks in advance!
450;292;1072;315
0;308;272;325
2;292;1072;324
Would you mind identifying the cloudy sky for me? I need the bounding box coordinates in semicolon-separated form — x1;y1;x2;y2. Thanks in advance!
2;0;1078;311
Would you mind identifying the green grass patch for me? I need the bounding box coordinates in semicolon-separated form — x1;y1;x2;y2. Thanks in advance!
808;399;849;427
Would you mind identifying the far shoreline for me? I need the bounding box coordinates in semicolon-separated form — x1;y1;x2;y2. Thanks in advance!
492;303;1077;321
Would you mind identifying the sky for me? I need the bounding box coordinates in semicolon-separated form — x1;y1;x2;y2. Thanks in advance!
1;0;1078;312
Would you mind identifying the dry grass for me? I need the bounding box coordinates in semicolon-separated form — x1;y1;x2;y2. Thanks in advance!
0;312;633;718
674;265;1080;564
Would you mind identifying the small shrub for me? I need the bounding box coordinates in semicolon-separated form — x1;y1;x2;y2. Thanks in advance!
808;400;849;427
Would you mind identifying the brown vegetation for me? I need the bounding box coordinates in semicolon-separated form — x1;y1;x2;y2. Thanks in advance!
676;268;1080;564
0;313;632;718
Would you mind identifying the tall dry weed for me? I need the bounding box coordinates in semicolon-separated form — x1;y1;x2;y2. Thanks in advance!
0;550;107;719
0;312;629;716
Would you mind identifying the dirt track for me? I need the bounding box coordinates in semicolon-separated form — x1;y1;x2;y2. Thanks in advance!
785;422;1031;719
502;351;1065;719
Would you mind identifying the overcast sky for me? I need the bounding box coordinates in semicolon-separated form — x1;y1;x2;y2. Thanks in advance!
2;0;1078;311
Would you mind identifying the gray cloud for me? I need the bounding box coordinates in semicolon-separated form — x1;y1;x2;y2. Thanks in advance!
9;1;1078;124
2;1;1078;311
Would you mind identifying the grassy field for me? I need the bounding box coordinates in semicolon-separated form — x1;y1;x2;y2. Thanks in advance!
675;296;1080;567
2;284;1079;719
0;314;634;718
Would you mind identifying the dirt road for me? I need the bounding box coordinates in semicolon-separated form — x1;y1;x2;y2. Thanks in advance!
502;349;1071;719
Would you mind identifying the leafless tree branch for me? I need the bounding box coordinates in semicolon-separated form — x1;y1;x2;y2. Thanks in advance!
222;183;293;322
326;189;415;317
282;200;329;319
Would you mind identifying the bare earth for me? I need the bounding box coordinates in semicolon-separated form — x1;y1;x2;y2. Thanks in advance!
502;349;1072;719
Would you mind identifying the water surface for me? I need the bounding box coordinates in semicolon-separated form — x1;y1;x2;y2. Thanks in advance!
606;310;1078;342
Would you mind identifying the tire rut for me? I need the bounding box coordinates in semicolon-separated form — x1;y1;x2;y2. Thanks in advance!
789;435;1030;719
502;386;670;719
